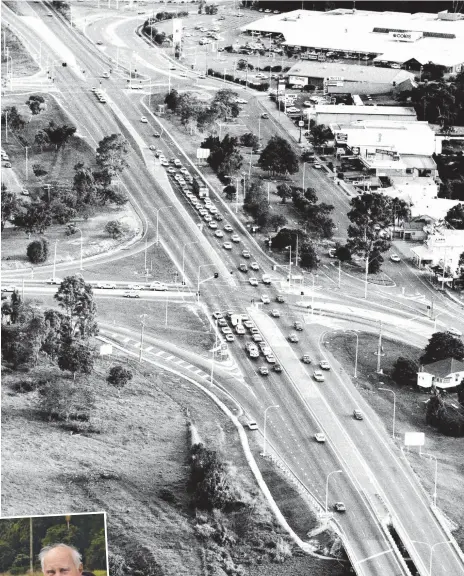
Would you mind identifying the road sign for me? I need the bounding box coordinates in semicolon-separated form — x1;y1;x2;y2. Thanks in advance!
298;120;304;127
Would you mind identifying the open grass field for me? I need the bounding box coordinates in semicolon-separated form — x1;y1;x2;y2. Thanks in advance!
325;332;464;548
1;24;39;79
2;352;345;576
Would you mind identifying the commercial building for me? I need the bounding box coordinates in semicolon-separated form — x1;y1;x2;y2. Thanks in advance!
306;105;417;126
411;228;464;274
285;61;414;95
240;8;464;73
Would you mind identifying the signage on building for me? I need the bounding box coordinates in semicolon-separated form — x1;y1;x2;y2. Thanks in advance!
335;132;348;142
389;31;423;42
376;148;396;157
327;76;344;81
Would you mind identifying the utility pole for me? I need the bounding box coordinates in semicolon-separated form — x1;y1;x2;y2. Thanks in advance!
376;320;383;373
139;314;147;362
52;240;58;280
29;518;33;575
25;146;29;180
4;110;8;143
338;259;341;289
295;234;299;270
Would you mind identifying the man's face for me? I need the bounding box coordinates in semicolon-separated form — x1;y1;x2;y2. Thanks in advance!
42;548;83;576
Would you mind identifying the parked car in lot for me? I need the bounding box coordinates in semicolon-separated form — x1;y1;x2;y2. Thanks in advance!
275;295;285;303
270;309;280;318
224;223;233;232
225;333;235;342
140;116;148;123
239;263;248;273
46;277;62;285
214;229;224;238
266;354;276;364
235;324;246;335
273;363;282;373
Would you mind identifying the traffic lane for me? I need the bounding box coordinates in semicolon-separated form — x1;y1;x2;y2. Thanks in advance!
313;334;463;576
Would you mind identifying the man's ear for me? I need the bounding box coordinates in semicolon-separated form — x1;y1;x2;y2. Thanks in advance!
78;564;83;575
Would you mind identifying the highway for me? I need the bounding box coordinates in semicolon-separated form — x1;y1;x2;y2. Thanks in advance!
2;3;464;575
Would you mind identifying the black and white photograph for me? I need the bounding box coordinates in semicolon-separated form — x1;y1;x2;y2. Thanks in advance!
1;0;464;575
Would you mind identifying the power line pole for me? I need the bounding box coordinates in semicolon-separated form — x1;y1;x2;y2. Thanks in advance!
376;320;383;373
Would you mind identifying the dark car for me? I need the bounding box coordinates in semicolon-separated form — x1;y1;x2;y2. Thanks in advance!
273;363;283;373
239;263;248;273
153;132;161;138
276;295;285;303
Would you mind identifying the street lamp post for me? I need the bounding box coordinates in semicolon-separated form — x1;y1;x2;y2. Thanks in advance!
311;273;318;320
25;146;29;180
197;263;216;302
182;240;199;284
286;245;292;287
139;314;148;362
421;453;438;507
325;470;342;513
378;387;396;438
262;404;279;457
344;330;359;378
302;162;306;190
155;204;174;244
75;227;84;271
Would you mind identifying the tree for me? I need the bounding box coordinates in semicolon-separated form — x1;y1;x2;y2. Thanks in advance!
240;132;259;148
1;185;22;231
43;120;77;149
269;214;287;231
13;201;53;234
57;340;95;379
1;106;26;132
177;92;203;130
299;241;318;270
73;162;98;211
368;248;384;274
26;94;46;115
223;184;236;201
39;378;95;420
54;275;99;340
335;244;351;262
271;227;303;252
310;124;332;151
391;357;419;386
34;130;50;151
202;134;243;177
32;163;48;177
445;204;464;229
211;89;240;120
420;331;464;365
257;136;299;176
105;220;124;239
107;365;133;394
276;183;292;204
421;61;446;82
96;134;128;175
164;88;179;112
189;444;233;511
27;238;49;264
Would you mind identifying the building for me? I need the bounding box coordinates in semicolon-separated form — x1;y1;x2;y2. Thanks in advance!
240;8;464;73
418;358;464;389
285;61;414;95
411;228;464;274
306;105;417;126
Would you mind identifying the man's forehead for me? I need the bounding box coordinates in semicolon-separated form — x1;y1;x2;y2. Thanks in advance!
43;548;74;564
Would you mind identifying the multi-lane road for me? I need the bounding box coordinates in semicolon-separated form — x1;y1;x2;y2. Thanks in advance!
2;3;464;575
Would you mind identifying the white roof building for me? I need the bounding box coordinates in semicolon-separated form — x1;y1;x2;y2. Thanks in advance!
305;105;417;125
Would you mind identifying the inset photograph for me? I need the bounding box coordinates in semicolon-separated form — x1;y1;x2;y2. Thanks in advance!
0;512;107;576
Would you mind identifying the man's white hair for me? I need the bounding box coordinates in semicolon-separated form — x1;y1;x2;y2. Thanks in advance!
39;543;82;571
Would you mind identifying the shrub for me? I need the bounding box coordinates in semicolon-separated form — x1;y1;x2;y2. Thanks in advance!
27;238;49;264
335;245;351;261
105;220;124;239
391;357;418;386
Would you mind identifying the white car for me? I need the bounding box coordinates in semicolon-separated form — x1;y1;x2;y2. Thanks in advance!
390;253;401;263
123;290;140;298
447;327;463;337
320;360;331;370
270;309;280;318
46;277;62;285
235;98;247;104
214;230;224;238
249;277;259;287
314;432;326;443
313;370;325;382
221;326;232;334
313;163;322;169
231;234;240;243
128;284;143;291
286;106;300;113
208;221;218;229
265;354;276;364
235;325;246;335
150;281;168;291
140;116;148;123
223;242;232;250
247;421;258;430
261;295;270;304
96;282;116;289
225;333;235;342
250;262;259;271
303;101;313;107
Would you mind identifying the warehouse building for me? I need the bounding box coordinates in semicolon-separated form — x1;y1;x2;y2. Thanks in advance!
305;105;417;125
240;8;464;73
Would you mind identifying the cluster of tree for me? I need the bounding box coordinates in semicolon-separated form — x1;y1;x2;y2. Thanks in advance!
189;442;234;510
270;227;319;270
242;180;283;229
1;106;26;131
239;132;259;148
420;331;464;365
391;357;419;387
309;124;333;152
278;184;335;239
26;94;46;115
426;387;464;437
204;3;218;14
436;152;464;201
35;120;76;150
257;135;299;176
201;134;243;179
206;68;270;92
346;193;409;274
152;10;189;21
165;88;241;135
0;515;106;575
397;70;464;128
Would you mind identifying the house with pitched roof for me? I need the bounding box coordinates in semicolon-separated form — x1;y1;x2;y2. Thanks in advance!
417;357;464;389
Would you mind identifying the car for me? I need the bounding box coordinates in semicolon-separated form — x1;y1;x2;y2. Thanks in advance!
313;370;325;382
303;101;313;107
259;343;271;353
4;162;12;168
353;409;363;420
328;248;337;258
222;326;232;335
153;132;161;138
208;221;218;229
250;261;259;270
289;333;299;343
128;283;143;291
242;250;251;259
203;214;213;222
313;163;322;169
198;208;207;216
96;282;116;289
314;432;326;443
154;149;163;157
225;333;235;342
241;320;252;330
275;295;285;303
231;234;240;243
264;8;271;12
302;354;311;364
273;363;283;373
249;348;260;359
212;311;223;320
238;263;248;273
224;224;233;232
161;160;169;166
96;41;103;46
247;421;258;430
1;285;17;292
334;502;346;513
320;360;331;370
235;324;246;335
223;242;232;250
273;9;280;13
140;116;148;123
150;281;168;291
252;333;263;343
294;321;303;331
199;74;206;79
46;277;62;285
217;318;228;327
169;65;176;70
447;327;463;337
390;253;401;263
259;366;269;376
250;327;259;335
235;98;247;105
208;206;218;214
270;309;280;318
217;47;224;52
167;167;176;174
123;290;140;298
265;354;276;364
248;277;258;287
214;230;224;238
391;63;401;69
261;295;270;304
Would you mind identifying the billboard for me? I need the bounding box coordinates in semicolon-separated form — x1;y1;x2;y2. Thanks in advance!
335;132;348;142
389;31;423;42
404;432;425;446
172;18;183;44
196;148;210;159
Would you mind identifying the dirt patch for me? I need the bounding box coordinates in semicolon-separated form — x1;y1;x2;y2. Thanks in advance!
325;332;464;549
1;24;40;79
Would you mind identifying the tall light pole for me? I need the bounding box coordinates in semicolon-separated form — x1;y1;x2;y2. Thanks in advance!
25;146;29;180
311;273;318;320
325;469;342;513
376;320;383;374
286;245;292;287
52;239;58;280
378;387;396;438
155;204;174;244
182;240;199;284
344;330;359;378
139;314;148;362
75;227;84;271
196;263;216;302
420;453;438;507
302;162;306;190
262;404;279;457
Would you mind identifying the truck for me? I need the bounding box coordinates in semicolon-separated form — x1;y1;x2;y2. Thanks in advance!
198;186;209;198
